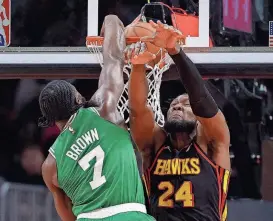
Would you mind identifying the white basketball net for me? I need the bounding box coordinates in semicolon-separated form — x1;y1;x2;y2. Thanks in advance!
87;39;171;127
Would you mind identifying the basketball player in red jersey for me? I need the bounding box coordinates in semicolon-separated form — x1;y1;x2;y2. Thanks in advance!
125;20;231;221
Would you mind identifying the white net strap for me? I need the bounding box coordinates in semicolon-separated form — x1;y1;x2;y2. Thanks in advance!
87;41;170;127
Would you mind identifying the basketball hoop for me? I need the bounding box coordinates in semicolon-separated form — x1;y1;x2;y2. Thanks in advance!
86;36;171;127
86;37;146;66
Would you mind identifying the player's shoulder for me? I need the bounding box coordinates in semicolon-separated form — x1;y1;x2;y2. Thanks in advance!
42;154;56;180
48;141;58;158
153;124;167;153
74;106;99;117
83;106;100;115
42;154;59;188
48;132;67;158
42;154;56;171
91;105;125;127
141;125;167;170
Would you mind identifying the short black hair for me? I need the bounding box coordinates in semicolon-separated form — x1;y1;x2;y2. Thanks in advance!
38;80;85;127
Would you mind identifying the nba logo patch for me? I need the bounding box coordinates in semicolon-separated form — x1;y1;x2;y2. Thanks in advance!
0;0;11;47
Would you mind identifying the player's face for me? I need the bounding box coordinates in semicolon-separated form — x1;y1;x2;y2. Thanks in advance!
167;94;196;121
164;94;196;134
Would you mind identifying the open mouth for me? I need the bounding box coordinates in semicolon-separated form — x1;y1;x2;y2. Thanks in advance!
172;114;183;119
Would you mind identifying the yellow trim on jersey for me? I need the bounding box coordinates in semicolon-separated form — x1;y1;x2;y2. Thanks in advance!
222;170;230;194
142;175;149;197
219;169;230;221
222;203;227;221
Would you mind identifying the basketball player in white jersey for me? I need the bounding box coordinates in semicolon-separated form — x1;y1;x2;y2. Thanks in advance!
0;0;10;46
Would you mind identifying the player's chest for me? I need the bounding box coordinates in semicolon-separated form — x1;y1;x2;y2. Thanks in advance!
150;147;202;178
148;148;216;208
148;146;214;193
150;154;206;195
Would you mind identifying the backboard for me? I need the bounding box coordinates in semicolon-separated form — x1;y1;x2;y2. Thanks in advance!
0;0;272;79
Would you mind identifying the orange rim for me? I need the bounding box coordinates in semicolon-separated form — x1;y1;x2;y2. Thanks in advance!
86;36;143;46
86;36;185;46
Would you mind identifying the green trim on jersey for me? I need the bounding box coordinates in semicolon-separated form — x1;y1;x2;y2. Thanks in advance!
50;108;145;216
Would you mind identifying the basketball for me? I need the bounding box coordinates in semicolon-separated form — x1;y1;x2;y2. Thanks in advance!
125;21;163;67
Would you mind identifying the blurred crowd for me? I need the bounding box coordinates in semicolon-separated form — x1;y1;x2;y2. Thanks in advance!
0;79;97;185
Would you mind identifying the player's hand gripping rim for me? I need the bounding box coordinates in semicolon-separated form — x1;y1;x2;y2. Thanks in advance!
124;41;156;65
141;20;185;55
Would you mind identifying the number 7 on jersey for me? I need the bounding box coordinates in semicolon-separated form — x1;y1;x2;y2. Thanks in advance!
78;145;106;190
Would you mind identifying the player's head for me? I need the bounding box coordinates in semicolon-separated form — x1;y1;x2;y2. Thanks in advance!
164;94;197;135
38;80;86;128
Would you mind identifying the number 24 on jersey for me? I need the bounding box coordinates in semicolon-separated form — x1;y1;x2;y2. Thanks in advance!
158;181;195;208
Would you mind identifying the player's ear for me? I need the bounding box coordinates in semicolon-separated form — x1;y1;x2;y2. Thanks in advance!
75;92;83;104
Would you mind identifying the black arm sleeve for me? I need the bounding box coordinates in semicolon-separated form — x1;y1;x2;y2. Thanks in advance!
170;49;218;118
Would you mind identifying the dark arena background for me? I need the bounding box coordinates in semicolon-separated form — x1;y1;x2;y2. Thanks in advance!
1;0;273;220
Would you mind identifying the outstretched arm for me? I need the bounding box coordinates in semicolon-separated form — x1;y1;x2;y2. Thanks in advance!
171;49;230;169
126;42;161;167
129;64;155;150
149;21;230;170
89;15;125;123
91;60;124;112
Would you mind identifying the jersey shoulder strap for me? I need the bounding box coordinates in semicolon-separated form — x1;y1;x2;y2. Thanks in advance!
48;139;60;159
48;146;56;159
87;107;100;116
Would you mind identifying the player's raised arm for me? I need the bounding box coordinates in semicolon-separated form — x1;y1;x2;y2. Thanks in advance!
89;15;125;121
125;42;159;157
149;20;230;170
170;48;230;145
169;39;230;170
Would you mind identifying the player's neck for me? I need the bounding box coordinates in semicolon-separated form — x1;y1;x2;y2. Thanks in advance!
170;133;192;150
56;120;68;131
